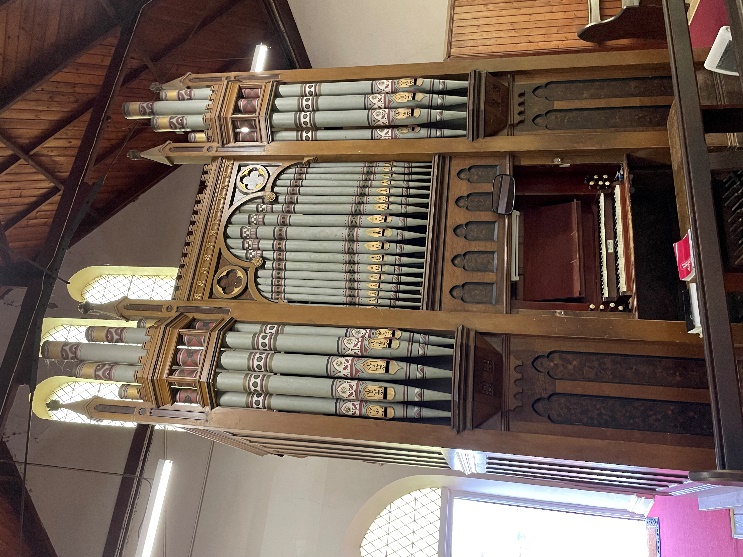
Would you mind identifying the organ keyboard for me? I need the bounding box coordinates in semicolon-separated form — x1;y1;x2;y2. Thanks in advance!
598;185;632;306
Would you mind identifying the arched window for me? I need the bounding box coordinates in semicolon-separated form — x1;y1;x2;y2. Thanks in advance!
33;377;135;428
66;266;178;304
351;477;655;557
361;488;442;557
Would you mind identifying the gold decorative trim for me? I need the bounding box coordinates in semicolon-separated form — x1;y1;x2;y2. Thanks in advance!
175;160;233;301
212;265;248;299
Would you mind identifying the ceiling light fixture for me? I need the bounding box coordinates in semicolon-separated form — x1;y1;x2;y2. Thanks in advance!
135;459;174;557
251;44;269;73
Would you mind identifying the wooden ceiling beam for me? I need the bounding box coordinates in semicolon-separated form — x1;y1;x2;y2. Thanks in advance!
93;126;148;167
0;225;11;266
260;0;312;69
72;54;242;244
0;22;119;116
0;0;242;183
0;132;67;192
1;0;244;234
97;0;166;83
2;189;58;232
71;166;175;244
0;132;104;226
0;3;152;428
126;0;242;83
2;0;307;244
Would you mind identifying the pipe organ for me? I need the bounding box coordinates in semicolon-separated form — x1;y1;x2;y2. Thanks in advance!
35;51;720;492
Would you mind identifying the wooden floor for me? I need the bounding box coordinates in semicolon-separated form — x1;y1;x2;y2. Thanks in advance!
446;0;666;58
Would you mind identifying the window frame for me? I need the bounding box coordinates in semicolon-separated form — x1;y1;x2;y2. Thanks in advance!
441;488;649;557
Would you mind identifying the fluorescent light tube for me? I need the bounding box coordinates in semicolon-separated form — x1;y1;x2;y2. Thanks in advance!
251;44;269;72
135;459;173;557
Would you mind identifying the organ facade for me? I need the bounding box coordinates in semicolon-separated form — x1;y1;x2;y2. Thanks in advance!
34;49;719;493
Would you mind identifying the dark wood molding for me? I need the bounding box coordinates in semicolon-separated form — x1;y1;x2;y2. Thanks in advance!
101;425;154;557
260;0;312;69
662;0;743;470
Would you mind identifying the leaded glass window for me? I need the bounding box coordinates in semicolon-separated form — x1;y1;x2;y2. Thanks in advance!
42;324;88;343
82;273;175;304
361;488;442;557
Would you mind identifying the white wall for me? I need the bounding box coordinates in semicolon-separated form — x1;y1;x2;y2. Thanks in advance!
188;450;444;557
286;0;449;68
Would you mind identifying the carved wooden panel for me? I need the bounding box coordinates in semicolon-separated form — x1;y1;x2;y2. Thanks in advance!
454;327;503;431
508;337;712;441
513;76;673;133
442;156;508;313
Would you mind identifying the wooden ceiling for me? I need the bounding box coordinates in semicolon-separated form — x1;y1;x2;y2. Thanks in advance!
0;0;309;259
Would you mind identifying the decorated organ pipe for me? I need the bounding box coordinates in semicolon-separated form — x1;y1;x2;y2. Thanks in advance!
213;322;453;420
39;321;454;422
218;392;449;420
123;77;470;146
39;324;152;405
122;87;213;141
227;161;432;308
269;77;467;142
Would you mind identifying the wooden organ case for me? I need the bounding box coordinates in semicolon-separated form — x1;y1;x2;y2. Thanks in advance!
39;51;720;493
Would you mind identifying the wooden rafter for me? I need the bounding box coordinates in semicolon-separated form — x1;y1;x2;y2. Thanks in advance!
1;0;247;235
128;0;243;81
1;189;59;232
72;49;252;244
0;2;152;426
0;131;68;192
260;0;312;69
0;227;10;265
0;21;118;116
96;0;166;83
0;131;104;227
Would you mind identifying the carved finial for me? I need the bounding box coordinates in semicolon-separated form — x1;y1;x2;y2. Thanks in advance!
78;300;124;319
